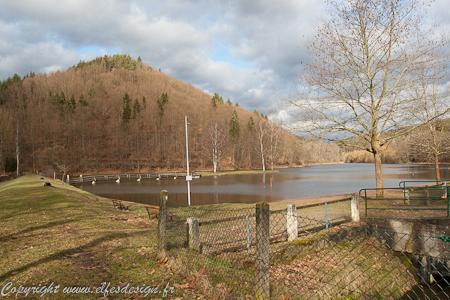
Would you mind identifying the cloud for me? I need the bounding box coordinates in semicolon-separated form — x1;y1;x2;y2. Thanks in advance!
1;0;446;116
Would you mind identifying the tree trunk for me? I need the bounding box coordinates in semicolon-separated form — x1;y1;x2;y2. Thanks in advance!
0;138;3;174
374;151;383;198
435;154;441;182
260;142;265;172
16;121;20;177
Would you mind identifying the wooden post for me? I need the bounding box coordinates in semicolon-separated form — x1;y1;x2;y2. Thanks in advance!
351;193;360;222
405;189;410;205
187;217;201;252
158;190;168;254
255;202;270;300
287;204;298;242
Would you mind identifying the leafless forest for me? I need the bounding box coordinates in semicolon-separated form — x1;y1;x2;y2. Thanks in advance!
0;55;342;176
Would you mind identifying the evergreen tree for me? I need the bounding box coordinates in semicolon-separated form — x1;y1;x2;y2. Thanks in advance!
211;93;223;109
133;98;141;119
78;94;88;106
122;93;132;124
247;116;255;132
157;92;168;118
142;96;147;111
69;95;76;110
229;110;240;144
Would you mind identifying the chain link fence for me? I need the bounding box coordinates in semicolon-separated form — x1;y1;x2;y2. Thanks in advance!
155;191;450;299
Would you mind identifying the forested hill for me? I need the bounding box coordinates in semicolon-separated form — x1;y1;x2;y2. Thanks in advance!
0;54;341;175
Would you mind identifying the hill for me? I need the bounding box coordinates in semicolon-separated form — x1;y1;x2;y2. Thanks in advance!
0;54;340;176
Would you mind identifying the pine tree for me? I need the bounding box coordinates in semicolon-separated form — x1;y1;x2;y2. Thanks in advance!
69;95;76;110
211;93;223;109
122;93;132;124
247;116;254;132
157;92;168;118
229;110;240;144
142;96;146;111
133;98;141;119
78;94;88;106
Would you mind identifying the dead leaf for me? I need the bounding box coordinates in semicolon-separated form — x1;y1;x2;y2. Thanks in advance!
157;256;168;266
173;283;189;289
118;282;128;288
81;266;96;270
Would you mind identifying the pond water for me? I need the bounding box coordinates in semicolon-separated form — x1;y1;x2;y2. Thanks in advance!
75;163;448;206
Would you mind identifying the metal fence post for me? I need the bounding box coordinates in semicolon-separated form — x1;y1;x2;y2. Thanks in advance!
255;202;270;300
351;193;360;222
447;186;449;218
158;190;168;254
187;217;201;252
287;204;298;242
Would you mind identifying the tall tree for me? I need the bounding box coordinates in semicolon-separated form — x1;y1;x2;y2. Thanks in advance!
407;63;450;181
228;110;240;168
122;93;132;124
284;0;449;195
254;116;267;172
267;113;282;171
203;120;227;173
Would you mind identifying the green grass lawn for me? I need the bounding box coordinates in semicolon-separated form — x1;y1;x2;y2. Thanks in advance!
0;175;211;299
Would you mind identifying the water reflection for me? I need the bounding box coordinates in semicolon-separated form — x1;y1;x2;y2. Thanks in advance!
75;163;448;206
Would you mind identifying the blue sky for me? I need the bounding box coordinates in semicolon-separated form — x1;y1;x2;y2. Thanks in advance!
0;0;449;115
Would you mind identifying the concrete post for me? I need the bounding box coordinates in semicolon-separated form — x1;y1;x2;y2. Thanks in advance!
255;202;270;300
351;193;360;222
287;204;298;242
158;190;168;254
187;217;201;252
405;189;410;205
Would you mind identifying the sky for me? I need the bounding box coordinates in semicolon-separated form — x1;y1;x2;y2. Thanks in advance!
0;0;449;115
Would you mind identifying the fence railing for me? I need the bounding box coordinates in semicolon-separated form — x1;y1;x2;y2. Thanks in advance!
360;186;450;217
398;180;450;189
155;190;450;299
68;171;200;184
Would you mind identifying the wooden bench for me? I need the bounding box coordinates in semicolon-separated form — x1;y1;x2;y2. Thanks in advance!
145;205;174;221
112;199;130;210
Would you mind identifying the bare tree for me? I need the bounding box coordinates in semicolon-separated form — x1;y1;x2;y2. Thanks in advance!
56;163;70;184
284;0;449;195
254;117;267;172
0;108;12;174
407;64;450;181
267;112;282;170
203;120;228;172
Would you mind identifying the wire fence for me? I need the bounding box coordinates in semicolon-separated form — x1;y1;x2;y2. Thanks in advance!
155;191;450;299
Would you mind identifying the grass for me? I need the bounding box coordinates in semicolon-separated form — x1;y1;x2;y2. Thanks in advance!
0;175;213;299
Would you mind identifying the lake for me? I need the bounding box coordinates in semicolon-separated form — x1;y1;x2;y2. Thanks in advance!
75;163;448;206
